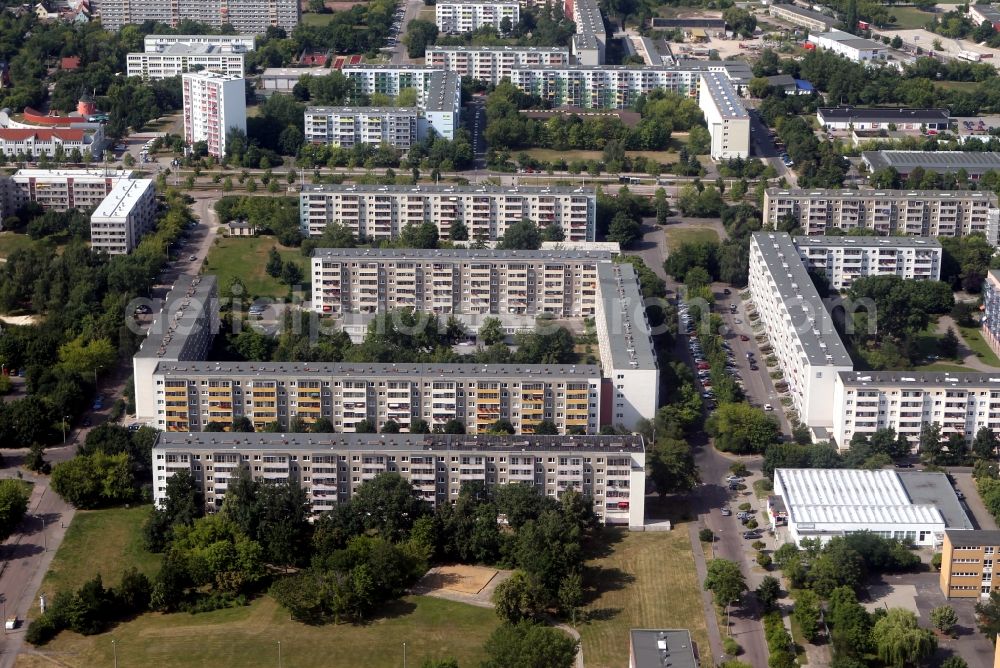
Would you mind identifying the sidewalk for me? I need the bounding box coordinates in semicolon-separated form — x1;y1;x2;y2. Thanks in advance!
687;523;726;666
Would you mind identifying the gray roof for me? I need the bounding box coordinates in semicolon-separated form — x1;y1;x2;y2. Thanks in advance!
837;369;1000;386
629;630;697;668
154;361;602;378
300;183;596;196
573;32;601;50
427;45;568;53
305;106;418;116
945;528;1000;547
153;431;645;453
425;70;460;112
701;72;747;119
674;59;754;84
973;4;1000;22
818;107;949;123
793;235;942;249
135;275;217;360
597;263;657;371
312;247;613;261
863;151;1000;174
897;472;973;530
343;63;442;72
650;17;726;28
812;30;885;50
767;187;998;202
161;43;227;55
751;232;853;366
767;74;797;87
637;37;665;66
769;3;837;27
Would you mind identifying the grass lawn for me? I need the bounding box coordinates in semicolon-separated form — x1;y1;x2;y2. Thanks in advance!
203;235;308;299
935;81;981;92
523;148;679;164
912;362;972;373
0;232;40;259
664;225;720;251
17;596;497;668
40;506;162;598
959;325;1000;367
417;5;434;22
301;12;337;25
890;6;936;29
578;529;708;668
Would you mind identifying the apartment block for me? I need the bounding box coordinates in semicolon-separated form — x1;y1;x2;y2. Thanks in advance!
435;0;519;34
424;46;570;85
151;362;602;435
698;72;749;160
304;107;419;149
763;188;1000;246
749;232;855;429
311;247;610;317
339;66;460;141
420;70;461;141
91;0;299;34
151;432;647;526
299;184;597;242
571;0;606;65
182;71;247;159
89;178;156;255
143;34;256;53
940;529;1000;598
793;235;943;290
7;168;132;211
595;263;659;429
134;275;220;423
509;65;700;110
127;44;246;80
984;270;1000;358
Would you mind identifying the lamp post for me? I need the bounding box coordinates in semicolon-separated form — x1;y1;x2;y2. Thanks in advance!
112;639;118;668
403;642;407;668
61;416;70;444
277;641;282;668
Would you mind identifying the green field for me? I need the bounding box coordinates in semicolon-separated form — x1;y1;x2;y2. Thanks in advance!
664;225;720;250
203;235;308;299
959;324;1000;367
0;232;41;258
524;147;682;165
301;12;337;25
935;81;981;92
890;6;936;29
578;529;708;668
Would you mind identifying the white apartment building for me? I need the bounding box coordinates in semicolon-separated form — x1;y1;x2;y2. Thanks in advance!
151;432;647;526
134;275;220;423
90;0;299;34
749;232;855;428
764;188;1000;245
339;66;460;141
420;70;461;141
571;0;606;65
832;370;1000;449
794;236;943;290
182;71;247;159
424;46;570;85
595;262;659;430
89;178;156;255
698;72;749;160
151;361;603;435
807;29;888;64
7;168;132;212
436;0;519;34
143;34;256;53
0;128;93;159
299;184;597;242
304;107;419;149
509;65;701;110
127;44;246;80
310;247;611;317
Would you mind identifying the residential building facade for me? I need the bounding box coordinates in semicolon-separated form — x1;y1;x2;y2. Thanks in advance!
127;44;246;80
304;107;419;149
143;34;256;53
310;247;612;317
89;178;156;255
763;188;1000;246
151;432;647;526
182;71;247;159
424;46;571;85
940;529;1000;598
508;65;701;109
768;3;836;32
91;0;299;34
698;72;749;160
7;168;132;212
571;0;606;65
298;184;597;242
793;235;943;290
983;270;1000;358
151;362;603;435
435;0;519;34
0;128;93;159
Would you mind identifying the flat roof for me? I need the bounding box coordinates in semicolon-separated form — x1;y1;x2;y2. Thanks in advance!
305;106;417;116
775;468;946;527
751;232;853;366
153;431;645;454
897;472;973;530
597;263;657;371
838;369;1000;386
135;275;218;360
818;106;949;122
972;4;1000;21
437;0;518;5
674;59;753;84
91;179;152;219
945;528;1000;547
700;72;747;119
650;17;725;27
427;45;568;53
767;187;997;202
160;43;226;56
812;29;885;50
300;183;596;196
182;70;243;82
767;74;797;87
260;67;328;78
343;63;442;71
312;247;613;261
769;3;837;26
13;168;132;180
637;37;665;66
629;630;697;668
793;235;942;249
425;70;460;112
154;361;602;378
862;150;1000;172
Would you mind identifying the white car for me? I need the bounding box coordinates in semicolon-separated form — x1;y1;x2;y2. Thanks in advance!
764;403;774;411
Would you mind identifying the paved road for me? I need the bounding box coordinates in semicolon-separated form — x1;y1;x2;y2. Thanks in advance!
746;105;799;188
390;0;424;64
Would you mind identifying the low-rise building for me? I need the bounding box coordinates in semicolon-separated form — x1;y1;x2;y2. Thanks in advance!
304;107;419;149
0;128;93;159
629;630;697;668
143;34;256;53
151;431;647;526
807;29;888;64
793;235;943;290
126;43;246;80
983;270;1000;358
8;168;131;211
424;46;571;84
940;529;1000;598
969;4;1000;30
862;150;1000;179
299;184;597;242
698;72;749;160
763;188;1000;245
768;3;836;32
89;178;155;255
259;67;328;93
817;107;950;131
749;232;854;428
435;0;519;34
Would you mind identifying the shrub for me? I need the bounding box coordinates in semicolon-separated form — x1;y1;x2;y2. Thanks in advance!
932;553;942;571
751;540;766;551
25;614;58;646
746;519;758;530
699;528;715;542
757;552;772;569
738;502;752;511
723;636;742;655
729;462;750;477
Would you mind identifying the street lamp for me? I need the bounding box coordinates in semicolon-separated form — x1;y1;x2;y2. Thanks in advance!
403;642;407;668
61;415;70;444
112;639;118;668
277;641;282;668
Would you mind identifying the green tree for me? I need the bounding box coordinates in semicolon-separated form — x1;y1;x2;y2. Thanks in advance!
930;605;958;636
265;247;284;278
608;211;641;247
51;452;136;509
756;575;781;613
479;317;505;346
492;570;549;623
311;417;335;433
872;608;937;668
57;335;116;378
0;479;29;541
707;403;781;454
400;221;439;249
793;590;822;643
352;473;429;542
648;438;698;496
498;219;541;250
940;327;960;359
977;590;1000;641
703;559;747;609
482;621;577;668
974;427;999;460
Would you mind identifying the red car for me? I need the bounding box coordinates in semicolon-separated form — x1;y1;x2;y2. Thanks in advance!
696;363;711;370
740;334;750;341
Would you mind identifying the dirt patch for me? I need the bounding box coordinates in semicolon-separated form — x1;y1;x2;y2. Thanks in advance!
412;565;513;607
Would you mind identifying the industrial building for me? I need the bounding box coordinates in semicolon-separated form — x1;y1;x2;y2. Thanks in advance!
182;71;247;159
767;3;836;32
749;232;854;428
89;178;156;255
89;0;300;34
126;44;246;80
298;184;597;242
862;150;1000;179
435;0;519;34
807;29;888;64
940;529;1000;598
763;188;1000;245
304;107;419;149
698;72;749;160
151;432;647;526
424;46;571;85
773;468;959;546
817;107;950;131
968;4;1000;30
793;235;943;290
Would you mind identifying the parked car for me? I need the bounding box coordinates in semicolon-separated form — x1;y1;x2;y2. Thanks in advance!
721;507;732;516
750;364;759;371
764;403;774;411
740;334;750;341
726;475;743;483
746;352;754;359
743;530;763;540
